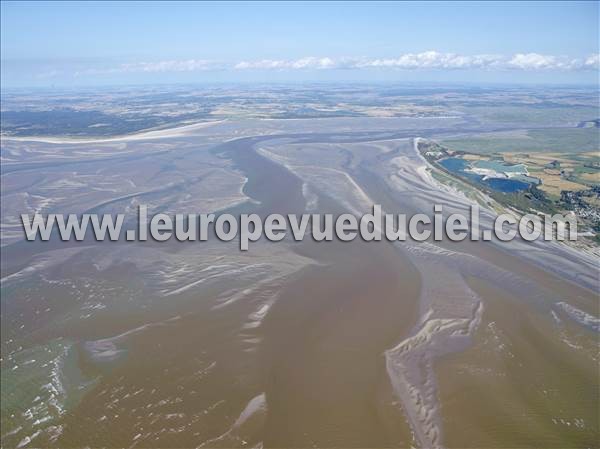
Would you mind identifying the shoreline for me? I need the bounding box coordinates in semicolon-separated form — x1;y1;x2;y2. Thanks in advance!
0;119;227;144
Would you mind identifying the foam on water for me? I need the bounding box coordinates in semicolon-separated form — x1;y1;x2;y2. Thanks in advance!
301;182;319;211
555;302;600;333
198;393;267;448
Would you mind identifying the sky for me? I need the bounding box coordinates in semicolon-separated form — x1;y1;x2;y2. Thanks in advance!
1;1;599;87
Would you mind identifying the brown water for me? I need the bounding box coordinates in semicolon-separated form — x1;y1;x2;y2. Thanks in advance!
2;130;598;449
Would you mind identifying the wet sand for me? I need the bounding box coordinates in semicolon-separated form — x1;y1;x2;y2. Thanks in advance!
220;136;423;447
437;277;598;448
2;122;598;448
13;133;423;448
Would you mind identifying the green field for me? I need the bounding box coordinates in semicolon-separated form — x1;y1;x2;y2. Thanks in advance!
462;105;599;127
442;127;599;154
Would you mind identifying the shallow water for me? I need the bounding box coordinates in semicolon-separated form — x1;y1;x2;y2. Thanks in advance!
439;157;530;192
484;177;530;193
1;121;598;448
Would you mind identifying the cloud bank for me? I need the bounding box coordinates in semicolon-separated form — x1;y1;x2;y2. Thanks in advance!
66;51;600;78
234;52;600;72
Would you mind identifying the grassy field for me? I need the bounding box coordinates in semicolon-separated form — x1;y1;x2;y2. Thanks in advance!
441;128;599;154
462;105;599;127
500;151;598;198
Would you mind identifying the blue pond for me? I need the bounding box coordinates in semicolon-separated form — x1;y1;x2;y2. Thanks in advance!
484;178;530;193
439;157;530;193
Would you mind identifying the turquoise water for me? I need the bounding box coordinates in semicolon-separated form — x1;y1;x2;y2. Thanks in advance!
438;158;481;183
439;157;530;193
473;160;527;174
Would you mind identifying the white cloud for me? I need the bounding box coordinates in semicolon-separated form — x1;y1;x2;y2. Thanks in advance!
234;52;599;72
351;51;503;70
74;59;223;76
506;53;600;71
235;57;336;70
70;52;600;77
119;59;221;72
507;53;565;70
584;53;600;69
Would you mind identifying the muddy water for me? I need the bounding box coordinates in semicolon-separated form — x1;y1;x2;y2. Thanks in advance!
229;134;599;448
8;131;597;449
437;277;599;449
219;137;422;447
350;139;599;448
41;134;422;448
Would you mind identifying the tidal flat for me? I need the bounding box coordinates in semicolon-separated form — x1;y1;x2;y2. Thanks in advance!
1;115;598;448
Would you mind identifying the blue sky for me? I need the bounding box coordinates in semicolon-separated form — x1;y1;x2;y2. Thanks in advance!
1;1;598;86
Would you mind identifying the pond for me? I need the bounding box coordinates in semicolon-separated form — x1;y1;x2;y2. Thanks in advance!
438;157;530;193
